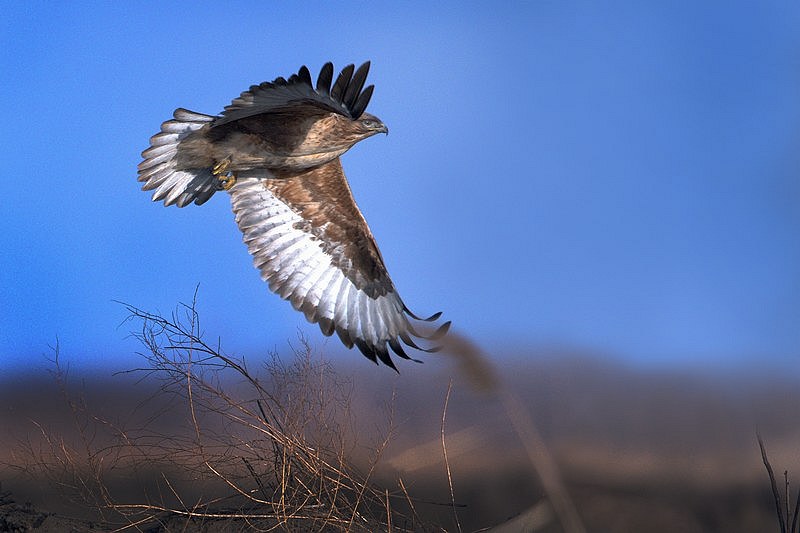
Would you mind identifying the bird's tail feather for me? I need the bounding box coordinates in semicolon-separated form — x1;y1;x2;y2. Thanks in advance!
137;108;218;207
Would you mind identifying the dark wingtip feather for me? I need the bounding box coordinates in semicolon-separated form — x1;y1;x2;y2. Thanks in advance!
375;344;399;372
404;305;443;322
389;338;423;364
330;64;355;102
303;61;375;118
336;327;354;349
431;321;452;340
354;338;380;365
343;62;370;110
316;62;334;94
388;337;411;360
399;331;441;354
407;320;449;341
318;317;335;337
351;85;374;119
297;65;312;86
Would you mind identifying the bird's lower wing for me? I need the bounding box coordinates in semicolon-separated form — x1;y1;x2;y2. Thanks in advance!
228;160;448;369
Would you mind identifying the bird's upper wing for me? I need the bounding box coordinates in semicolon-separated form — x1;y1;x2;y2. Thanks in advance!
214;62;375;127
229;159;448;369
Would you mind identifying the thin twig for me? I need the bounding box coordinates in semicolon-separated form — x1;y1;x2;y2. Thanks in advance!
386;489;393;533
441;379;461;533
397;477;421;527
758;433;787;533
243;457;268;500
500;387;585;533
787;471;791;532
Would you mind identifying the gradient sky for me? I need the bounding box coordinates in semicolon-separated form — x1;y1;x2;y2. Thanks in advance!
2;2;799;375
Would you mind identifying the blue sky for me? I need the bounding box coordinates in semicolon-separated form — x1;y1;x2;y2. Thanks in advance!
1;2;799;375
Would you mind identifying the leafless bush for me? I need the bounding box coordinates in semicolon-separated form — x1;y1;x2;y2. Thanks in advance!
758;433;800;533
10;340;117;513
12;296;428;532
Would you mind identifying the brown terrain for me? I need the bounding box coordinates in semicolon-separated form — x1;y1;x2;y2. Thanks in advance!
1;338;797;532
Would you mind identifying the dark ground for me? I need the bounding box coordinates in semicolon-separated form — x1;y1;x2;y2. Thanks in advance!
1;348;797;532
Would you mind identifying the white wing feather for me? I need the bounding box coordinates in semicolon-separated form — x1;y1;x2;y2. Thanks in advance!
228;175;439;368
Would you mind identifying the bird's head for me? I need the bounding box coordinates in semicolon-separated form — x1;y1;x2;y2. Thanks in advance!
354;112;389;137
321;111;387;149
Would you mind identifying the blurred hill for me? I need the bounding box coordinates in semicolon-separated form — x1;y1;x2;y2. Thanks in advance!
1;346;797;532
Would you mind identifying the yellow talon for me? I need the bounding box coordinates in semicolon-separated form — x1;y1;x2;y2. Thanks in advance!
212;157;236;190
212;156;230;174
221;175;236;190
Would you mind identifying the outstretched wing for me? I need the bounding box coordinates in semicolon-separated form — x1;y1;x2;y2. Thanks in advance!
214;62;375;127
229;159;449;370
138;62;375;208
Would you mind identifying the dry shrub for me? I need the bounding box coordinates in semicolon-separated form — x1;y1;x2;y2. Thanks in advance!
12;295;428;532
758;434;800;533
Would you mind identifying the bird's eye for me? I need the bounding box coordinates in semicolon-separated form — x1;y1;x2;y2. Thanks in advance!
361;119;376;127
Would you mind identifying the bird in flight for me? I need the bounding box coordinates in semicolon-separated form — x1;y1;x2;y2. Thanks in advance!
137;62;449;369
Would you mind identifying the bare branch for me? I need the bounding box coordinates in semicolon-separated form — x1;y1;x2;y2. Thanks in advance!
758;432;787;533
441;379;462;533
14;297;423;531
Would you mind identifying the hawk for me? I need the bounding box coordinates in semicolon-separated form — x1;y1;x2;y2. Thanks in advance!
137;62;449;369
